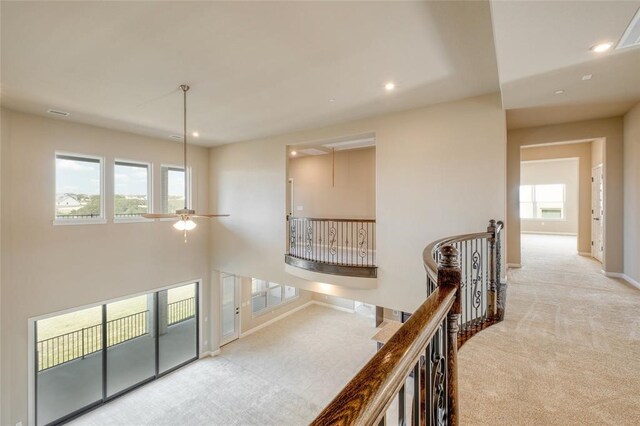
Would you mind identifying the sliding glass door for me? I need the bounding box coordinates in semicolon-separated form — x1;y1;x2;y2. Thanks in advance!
106;294;156;397
158;283;198;374
36;306;104;426
35;282;199;425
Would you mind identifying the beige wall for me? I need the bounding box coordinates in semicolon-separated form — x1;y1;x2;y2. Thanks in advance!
0;109;212;425
208;93;506;317
312;292;355;311
288;147;375;219
592;138;604;167
520;158;579;236
507;117;624;271
239;276;313;334
623;103;640;283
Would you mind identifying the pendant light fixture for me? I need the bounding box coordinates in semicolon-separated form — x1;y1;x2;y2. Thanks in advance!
143;84;228;241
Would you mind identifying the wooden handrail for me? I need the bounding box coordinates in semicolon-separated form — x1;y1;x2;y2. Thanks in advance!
287;215;376;223
311;285;457;426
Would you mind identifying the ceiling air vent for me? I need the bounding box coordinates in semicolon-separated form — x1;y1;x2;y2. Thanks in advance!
47;109;69;117
617;7;640;49
169;134;183;140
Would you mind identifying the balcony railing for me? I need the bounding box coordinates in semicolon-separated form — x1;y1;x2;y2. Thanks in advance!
312;219;505;425
37;297;197;372
168;297;196;325
285;216;376;278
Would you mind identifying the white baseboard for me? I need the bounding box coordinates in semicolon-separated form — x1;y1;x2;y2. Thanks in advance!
623;274;640;290
240;301;314;338
601;271;640;290
199;349;221;359
578;252;592;257
312;300;356;314
507;263;522;268
521;231;577;236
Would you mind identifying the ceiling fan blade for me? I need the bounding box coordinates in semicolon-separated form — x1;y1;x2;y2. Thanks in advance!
192;214;230;218
142;213;180;219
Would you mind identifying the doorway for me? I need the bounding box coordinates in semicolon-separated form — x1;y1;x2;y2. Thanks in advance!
220;273;240;346
591;164;604;263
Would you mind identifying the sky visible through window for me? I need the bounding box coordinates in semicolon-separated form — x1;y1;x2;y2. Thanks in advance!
56;157;100;195
114;164;147;195
168;169;185;197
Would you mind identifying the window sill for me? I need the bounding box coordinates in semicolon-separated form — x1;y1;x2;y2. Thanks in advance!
114;217;153;224
251;296;299;318
53;218;107;226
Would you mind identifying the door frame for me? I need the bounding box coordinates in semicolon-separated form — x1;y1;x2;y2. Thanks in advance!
220;273;241;346
591;163;604;263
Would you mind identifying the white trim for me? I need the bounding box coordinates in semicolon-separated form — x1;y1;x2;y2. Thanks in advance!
113;158;153;222
53;218;107;226
160;164;192;215
578;252;592;257
507;263;522;268
521;231;577;236
54;151;106;224
199;349;221;359
312;301;356;314
622;274;640;290
220;273;241;346
601;271;640;290
240;301;313;338
113;217;153;224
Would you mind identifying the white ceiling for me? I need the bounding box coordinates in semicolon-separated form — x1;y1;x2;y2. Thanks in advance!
0;1;499;146
491;1;640;116
2;1;639;144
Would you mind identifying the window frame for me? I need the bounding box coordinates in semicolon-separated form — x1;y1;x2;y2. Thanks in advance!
519;183;567;221
113;159;153;223
54;151;106;226
251;279;299;317
160;164;192;217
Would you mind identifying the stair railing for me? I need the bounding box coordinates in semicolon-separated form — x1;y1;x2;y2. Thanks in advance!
311;219;505;425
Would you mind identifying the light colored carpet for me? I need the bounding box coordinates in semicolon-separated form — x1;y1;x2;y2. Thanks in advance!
69;304;377;425
459;234;640;425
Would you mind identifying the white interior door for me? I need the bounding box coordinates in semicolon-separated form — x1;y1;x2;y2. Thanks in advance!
220;274;240;346
591;165;604;263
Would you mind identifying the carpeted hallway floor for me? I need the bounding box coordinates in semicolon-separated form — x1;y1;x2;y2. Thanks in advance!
458;234;640;425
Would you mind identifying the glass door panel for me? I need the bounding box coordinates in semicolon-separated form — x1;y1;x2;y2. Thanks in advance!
158;283;198;374
221;274;239;345
106;294;156;397
36;306;103;426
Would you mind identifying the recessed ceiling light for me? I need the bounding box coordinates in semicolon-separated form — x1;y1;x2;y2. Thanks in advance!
582;74;593;81
555;90;565;95
47;109;69;117
291;151;297;156
384;82;396;91
192;131;199;137
590;42;613;53
328;98;336;103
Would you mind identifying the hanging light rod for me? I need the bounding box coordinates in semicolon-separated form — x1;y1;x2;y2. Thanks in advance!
143;84;229;241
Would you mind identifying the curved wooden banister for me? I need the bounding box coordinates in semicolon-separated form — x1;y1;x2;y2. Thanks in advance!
311;285;457;426
311;219;505;426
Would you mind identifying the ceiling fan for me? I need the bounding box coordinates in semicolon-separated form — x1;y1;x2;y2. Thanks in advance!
143;84;228;239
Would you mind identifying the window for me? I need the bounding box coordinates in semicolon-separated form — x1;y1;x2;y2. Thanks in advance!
161;166;188;213
114;161;151;220
55;153;104;222
251;279;298;315
520;184;565;220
